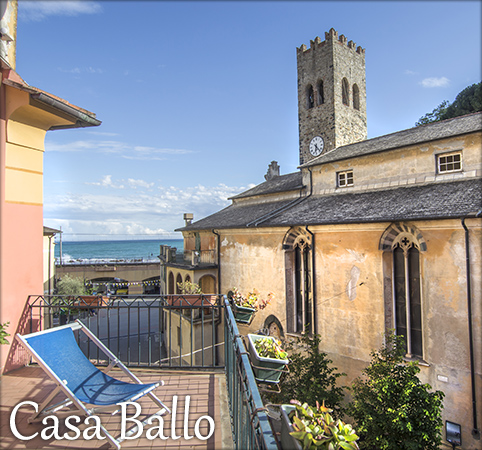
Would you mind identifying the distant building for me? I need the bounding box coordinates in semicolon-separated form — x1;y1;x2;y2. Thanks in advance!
176;30;482;448
43;226;60;295
1;0;101;372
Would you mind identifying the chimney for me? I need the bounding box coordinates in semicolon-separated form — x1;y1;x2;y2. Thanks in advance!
264;161;280;181
183;213;193;226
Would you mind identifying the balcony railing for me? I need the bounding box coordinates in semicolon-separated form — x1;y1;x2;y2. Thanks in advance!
224;298;278;449
24;294;279;449
26;294;224;369
188;249;217;265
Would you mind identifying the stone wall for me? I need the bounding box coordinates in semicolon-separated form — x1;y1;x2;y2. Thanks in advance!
297;29;367;165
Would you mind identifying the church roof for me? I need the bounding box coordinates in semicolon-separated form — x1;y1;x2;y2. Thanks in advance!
178;178;482;230
301;112;482;168
176;199;299;231
261;178;482;227
229;172;304;199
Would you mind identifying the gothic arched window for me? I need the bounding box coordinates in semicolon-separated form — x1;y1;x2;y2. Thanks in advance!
353;84;360;110
380;224;426;359
284;228;313;334
342;78;349;106
306;85;314;109
317;80;324;105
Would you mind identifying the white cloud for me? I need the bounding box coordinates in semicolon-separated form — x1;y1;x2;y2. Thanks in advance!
127;179;155;189
419;77;450;88
43;182;249;238
404;69;418;76
19;1;102;22
45;139;193;159
58;67;104;75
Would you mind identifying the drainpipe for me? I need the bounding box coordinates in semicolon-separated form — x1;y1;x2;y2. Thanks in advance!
212;229;221;295
461;210;481;438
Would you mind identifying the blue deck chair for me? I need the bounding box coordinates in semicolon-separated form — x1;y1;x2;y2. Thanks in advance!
16;320;170;449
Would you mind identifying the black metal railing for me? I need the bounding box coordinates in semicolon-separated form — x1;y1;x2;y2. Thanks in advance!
26;294;224;369
25;294;279;448
224;298;278;450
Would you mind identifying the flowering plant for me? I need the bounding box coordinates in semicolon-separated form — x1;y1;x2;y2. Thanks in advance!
230;288;273;311
254;336;288;360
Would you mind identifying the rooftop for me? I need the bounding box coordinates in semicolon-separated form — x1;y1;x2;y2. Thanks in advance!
179;178;482;231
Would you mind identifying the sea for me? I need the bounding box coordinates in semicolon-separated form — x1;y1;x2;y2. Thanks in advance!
54;239;184;264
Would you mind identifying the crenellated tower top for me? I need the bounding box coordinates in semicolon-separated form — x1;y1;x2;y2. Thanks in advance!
297;28;365;56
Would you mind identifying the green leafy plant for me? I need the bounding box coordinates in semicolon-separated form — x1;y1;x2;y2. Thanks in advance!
254;336;288;360
55;274;88;296
177;280;202;294
229;287;273;310
270;331;346;418
289;400;359;450
0;322;11;345
349;331;444;450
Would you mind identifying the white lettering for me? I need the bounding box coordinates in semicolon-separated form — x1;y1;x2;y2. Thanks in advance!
119;401;143;440
83;416;105;440
145;414;168;440
9;396;216;443
41;415;62;440
64;415;81;440
194;415;215;441
170;396;180;440
10;401;39;440
183;396;193;440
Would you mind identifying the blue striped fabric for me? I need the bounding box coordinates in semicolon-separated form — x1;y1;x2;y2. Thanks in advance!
26;328;158;405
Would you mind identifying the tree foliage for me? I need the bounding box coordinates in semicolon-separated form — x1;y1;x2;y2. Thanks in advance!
349;332;444;450
267;332;346;418
415;81;481;126
55;274;88;296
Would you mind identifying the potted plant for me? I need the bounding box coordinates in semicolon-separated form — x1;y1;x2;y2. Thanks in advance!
229;288;273;324
280;400;359;450
247;334;288;383
0;322;10;345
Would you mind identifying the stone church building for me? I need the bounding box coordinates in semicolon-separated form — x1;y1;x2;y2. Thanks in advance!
169;29;481;447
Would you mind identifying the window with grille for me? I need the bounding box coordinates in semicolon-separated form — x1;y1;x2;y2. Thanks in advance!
337;170;354;187
437;153;462;174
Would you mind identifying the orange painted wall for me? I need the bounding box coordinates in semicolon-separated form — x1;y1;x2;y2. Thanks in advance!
0;202;43;372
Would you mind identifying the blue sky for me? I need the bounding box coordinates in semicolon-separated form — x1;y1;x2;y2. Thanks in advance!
15;1;481;241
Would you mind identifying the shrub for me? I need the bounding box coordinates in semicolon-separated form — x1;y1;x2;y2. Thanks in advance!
55;274;88;296
177;281;202;294
269;331;346;418
349;332;444;450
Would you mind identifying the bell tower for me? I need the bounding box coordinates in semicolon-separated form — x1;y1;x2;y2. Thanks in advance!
297;29;367;165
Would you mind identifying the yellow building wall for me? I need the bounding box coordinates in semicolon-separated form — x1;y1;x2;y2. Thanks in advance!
309;132;481;195
213;217;481;448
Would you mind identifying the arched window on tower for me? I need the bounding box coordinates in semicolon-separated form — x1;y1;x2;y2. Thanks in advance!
306;85;314;109
353;84;360;110
342;78;349;106
317;80;324;105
